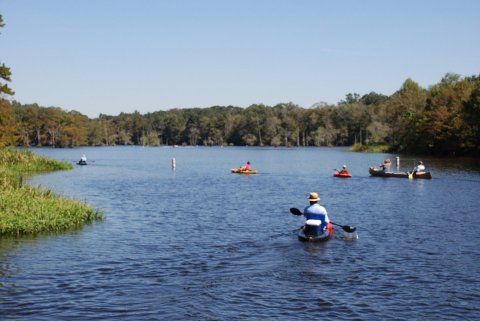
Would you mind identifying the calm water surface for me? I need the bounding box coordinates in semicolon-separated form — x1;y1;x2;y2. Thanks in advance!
1;147;479;320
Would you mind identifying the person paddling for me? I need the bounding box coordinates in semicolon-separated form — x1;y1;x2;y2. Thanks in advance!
78;154;87;165
239;161;251;171
338;165;349;174
413;161;426;174
379;159;391;171
303;192;333;236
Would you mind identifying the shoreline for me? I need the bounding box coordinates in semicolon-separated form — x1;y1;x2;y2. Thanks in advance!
0;148;103;236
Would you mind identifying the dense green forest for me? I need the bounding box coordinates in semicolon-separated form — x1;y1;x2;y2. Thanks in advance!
0;73;478;155
1;16;479;155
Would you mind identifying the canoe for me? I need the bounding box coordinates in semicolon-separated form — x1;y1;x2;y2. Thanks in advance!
231;168;257;174
369;167;432;179
77;160;88;165
333;171;352;178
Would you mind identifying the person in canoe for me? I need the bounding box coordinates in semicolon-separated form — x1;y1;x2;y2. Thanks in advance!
239;161;251;171
379;158;391;171
334;165;352;177
339;165;349;174
413;161;426;174
303;192;333;236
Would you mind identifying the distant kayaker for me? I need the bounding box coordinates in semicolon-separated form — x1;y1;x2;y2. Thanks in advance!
239;161;251;171
77;154;88;165
413;161;426;174
303;192;332;235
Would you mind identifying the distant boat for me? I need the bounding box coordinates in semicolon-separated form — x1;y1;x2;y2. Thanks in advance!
77;160;88;165
231;168;257;174
369;167;432;179
333;170;352;178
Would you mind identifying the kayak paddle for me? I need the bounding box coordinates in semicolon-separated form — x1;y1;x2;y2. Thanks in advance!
289;207;357;233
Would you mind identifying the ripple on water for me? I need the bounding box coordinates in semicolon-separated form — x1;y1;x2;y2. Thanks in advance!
2;147;480;320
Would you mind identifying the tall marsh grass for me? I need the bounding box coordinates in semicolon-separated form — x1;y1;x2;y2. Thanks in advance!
0;148;103;236
0;148;73;172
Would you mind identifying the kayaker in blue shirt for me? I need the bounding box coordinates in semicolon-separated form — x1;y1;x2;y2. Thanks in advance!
303;192;332;235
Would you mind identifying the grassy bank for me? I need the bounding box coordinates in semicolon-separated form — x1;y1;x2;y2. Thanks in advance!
0;148;103;236
349;143;391;153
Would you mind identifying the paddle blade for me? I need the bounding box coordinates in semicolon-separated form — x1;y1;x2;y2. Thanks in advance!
289;208;303;216
342;225;357;233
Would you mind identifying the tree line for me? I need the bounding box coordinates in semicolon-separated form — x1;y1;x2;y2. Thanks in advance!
1;16;479;155
0;71;478;156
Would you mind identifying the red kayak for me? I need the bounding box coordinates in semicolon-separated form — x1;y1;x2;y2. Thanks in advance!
333;170;352;178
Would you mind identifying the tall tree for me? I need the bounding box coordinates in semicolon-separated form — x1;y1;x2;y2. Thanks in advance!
0;99;16;147
417;73;475;154
462;75;480;154
0;15;16;147
0;15;14;96
383;78;427;151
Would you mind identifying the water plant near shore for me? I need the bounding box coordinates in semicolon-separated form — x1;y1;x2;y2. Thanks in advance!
349;143;391;153
0;148;72;172
0;148;103;236
0;185;103;235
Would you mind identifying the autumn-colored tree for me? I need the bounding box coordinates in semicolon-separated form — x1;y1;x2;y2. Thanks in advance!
0;99;16;147
416;73;478;154
462;75;480;154
0;15;17;147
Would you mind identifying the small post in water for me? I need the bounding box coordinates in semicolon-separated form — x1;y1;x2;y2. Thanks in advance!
172;157;176;170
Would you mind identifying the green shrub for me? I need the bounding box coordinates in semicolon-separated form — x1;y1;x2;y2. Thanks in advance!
349;143;391;153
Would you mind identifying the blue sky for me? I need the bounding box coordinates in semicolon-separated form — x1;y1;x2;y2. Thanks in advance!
1;0;479;118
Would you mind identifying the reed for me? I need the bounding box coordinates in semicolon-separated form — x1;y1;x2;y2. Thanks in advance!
0;148;73;172
0;148;103;236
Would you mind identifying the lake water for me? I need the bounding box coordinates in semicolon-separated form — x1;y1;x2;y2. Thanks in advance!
1;146;480;320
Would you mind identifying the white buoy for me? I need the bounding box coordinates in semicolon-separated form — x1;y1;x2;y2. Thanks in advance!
172;158;176;170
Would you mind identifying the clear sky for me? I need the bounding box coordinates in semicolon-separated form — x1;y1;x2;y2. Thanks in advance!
1;0;479;118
